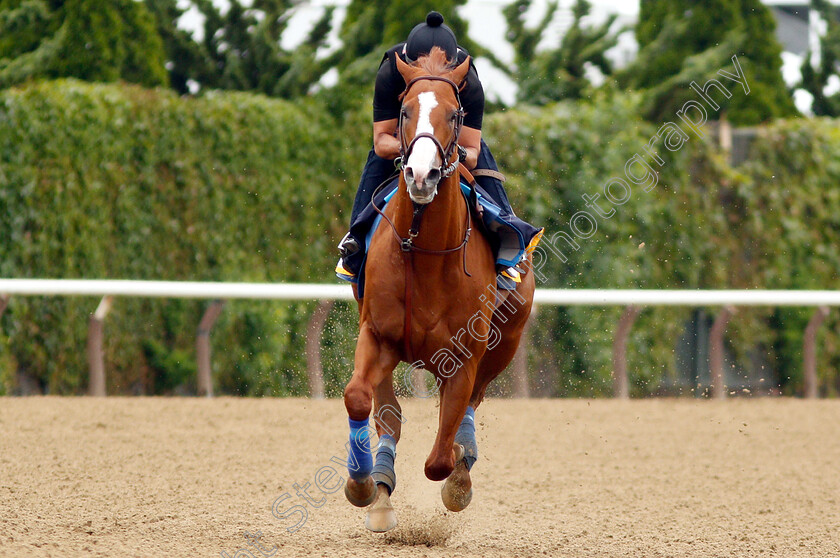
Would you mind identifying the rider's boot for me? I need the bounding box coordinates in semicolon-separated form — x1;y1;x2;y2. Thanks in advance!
335;232;360;281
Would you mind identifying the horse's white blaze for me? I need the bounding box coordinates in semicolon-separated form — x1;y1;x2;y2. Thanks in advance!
415;91;438;136
406;91;440;203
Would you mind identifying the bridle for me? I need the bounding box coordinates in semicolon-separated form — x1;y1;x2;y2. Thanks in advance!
373;72;473;260
397;75;465;179
370;71;477;363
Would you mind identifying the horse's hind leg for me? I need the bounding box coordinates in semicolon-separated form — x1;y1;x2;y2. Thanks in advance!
471;276;535;409
343;324;399;513
364;376;402;532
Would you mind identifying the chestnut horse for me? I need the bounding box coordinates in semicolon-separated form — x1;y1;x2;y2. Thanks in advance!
342;48;535;532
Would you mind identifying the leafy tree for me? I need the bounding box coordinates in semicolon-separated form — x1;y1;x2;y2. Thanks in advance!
331;0;491;94
799;0;840;116
337;0;477;66
501;0;621;105
623;17;745;122
145;1;485;101
0;0;52;63
623;0;796;124
0;0;167;88
144;0;208;94
146;0;334;97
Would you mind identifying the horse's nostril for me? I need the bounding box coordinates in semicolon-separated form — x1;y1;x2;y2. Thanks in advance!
404;167;414;182
427;168;441;185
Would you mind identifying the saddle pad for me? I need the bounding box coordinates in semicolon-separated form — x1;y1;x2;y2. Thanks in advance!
350;179;536;298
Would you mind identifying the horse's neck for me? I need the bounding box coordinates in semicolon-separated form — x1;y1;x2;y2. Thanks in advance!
393;175;465;250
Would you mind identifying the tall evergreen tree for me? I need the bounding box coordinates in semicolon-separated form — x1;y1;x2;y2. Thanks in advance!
338;0;475;65
624;0;796;124
799;0;840;116
0;0;167;88
144;0;208;94
332;0;485;91
502;0;621;105
146;0;333;97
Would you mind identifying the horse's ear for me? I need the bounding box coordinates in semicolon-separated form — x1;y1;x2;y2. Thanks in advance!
395;55;417;82
448;56;471;87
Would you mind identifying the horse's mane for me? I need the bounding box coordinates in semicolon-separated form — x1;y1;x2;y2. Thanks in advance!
399;47;457;101
413;47;454;76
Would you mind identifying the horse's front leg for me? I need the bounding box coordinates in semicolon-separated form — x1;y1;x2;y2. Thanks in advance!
361;375;402;532
424;361;477;481
342;324;399;520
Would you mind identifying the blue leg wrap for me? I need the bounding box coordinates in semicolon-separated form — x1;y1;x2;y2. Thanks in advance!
371;434;397;494
454;406;478;471
347;417;373;480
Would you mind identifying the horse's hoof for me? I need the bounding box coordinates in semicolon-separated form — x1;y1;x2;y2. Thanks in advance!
345;476;376;508
365;484;397;532
441;444;473;512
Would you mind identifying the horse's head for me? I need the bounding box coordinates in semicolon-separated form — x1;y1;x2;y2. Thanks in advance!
396;48;471;205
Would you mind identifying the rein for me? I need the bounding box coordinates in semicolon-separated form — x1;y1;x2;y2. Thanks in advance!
370;73;476;362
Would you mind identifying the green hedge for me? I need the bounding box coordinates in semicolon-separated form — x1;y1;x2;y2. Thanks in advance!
1;81;838;396
0;80;364;394
488;96;840;396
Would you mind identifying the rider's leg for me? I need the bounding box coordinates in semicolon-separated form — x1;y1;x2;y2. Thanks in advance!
351;150;397;223
472;139;543;284
473;139;514;217
337;149;398;279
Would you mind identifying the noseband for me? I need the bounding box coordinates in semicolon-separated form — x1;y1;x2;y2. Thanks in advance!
397;75;465;178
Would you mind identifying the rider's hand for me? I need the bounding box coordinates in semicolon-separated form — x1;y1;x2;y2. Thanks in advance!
457;145;467;162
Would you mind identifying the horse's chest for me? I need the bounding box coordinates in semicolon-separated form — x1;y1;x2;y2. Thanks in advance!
367;293;485;350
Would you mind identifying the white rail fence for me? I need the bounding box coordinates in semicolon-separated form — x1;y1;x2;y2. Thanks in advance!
0;280;837;398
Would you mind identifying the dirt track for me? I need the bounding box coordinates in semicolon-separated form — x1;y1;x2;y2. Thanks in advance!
1;397;839;557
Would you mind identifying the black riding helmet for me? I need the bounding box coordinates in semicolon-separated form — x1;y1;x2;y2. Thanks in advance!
405;11;458;62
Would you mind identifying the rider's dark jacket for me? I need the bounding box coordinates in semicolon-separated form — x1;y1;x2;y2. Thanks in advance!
373;43;485;131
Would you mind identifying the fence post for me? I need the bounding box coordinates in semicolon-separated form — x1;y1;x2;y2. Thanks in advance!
87;296;113;397
719;116;732;153
511;305;537;398
411;366;428;397
196;300;225;397
0;295;8;318
803;306;830;399
305;300;333;399
612;305;641;399
709;305;736;399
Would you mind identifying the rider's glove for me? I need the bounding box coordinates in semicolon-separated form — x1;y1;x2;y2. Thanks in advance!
457;144;467;162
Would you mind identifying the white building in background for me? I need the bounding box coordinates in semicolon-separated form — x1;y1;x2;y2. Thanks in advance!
761;1;840;112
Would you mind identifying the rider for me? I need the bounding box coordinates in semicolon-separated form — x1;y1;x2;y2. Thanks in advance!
336;11;541;285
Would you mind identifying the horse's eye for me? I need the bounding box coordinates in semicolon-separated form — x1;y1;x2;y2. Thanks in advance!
401;108;409;119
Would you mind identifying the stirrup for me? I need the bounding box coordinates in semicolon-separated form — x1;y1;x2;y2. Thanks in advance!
335;258;357;282
496;265;523;291
500;266;522;283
